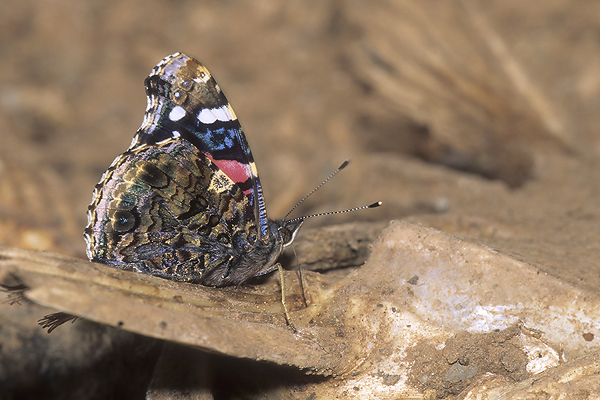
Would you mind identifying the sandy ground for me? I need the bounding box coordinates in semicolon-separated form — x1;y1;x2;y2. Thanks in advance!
2;0;600;398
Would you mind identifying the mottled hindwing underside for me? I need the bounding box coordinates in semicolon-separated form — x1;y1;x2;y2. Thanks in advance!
84;138;257;283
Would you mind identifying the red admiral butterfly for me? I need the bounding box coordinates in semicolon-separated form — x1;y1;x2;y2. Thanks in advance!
84;53;380;289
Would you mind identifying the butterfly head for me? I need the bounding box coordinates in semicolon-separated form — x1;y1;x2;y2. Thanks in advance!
275;218;305;248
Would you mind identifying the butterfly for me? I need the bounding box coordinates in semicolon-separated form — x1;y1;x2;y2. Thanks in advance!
84;53;305;287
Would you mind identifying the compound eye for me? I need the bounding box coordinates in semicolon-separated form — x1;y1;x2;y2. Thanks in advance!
278;219;304;247
279;227;293;246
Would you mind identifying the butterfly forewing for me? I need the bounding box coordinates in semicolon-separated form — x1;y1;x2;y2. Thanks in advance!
131;53;269;238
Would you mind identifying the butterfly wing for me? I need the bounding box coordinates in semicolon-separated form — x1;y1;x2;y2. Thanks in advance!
85;138;259;283
131;53;269;239
85;53;279;285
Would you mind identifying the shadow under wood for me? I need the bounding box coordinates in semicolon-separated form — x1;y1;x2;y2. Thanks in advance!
0;245;342;375
0;222;386;379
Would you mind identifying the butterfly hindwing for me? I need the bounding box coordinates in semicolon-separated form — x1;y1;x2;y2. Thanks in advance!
85;138;257;283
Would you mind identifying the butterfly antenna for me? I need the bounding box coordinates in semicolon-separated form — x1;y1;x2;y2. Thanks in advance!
287;201;382;224
284;160;350;221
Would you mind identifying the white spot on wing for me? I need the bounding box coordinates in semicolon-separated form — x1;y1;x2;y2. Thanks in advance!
197;105;236;124
212;105;234;122
169;106;186;121
172;130;181;138
198;108;217;124
156;137;174;145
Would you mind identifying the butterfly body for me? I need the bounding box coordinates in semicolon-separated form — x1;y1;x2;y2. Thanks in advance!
84;53;303;286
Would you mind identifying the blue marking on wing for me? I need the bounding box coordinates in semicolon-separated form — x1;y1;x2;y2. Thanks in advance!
134;55;272;241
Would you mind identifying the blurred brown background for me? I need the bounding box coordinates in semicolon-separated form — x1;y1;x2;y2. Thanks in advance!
0;0;591;251
3;0;600;397
3;0;600;285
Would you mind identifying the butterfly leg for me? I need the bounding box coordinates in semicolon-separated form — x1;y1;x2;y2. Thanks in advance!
276;263;297;333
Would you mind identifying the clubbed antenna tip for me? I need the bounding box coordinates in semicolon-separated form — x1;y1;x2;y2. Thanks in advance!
287;201;382;224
